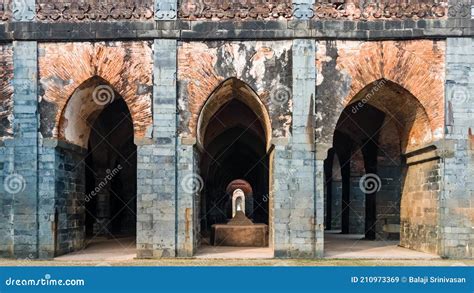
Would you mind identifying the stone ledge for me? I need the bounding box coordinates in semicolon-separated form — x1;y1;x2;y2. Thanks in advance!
0;19;473;41
42;138;87;155
404;144;440;166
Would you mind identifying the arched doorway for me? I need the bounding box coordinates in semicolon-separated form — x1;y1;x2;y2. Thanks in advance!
84;98;137;239
196;78;273;254
56;77;137;258
324;79;438;258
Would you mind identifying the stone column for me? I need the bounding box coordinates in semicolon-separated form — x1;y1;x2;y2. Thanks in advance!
11;41;38;258
93;170;112;235
136;39;178;258
176;142;199;257
273;39;319;258
441;37;474;259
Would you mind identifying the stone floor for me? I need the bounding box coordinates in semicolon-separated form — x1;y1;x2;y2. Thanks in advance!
55;232;439;261
324;231;439;259
55;236;136;262
195;245;273;259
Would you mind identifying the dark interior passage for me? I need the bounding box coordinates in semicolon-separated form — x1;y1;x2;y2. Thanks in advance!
85;97;137;239
199;99;269;239
325;102;403;241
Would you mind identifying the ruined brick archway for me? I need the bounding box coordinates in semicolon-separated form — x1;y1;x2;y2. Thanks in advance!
38;42;153;145
325;79;440;255
58;77;133;148
343;79;433;154
316;40;445;152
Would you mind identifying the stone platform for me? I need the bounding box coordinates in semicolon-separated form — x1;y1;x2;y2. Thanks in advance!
211;224;268;247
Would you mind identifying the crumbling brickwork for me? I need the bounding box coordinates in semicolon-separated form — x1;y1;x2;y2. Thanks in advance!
315;40;446;152
38;41;153;146
178;41;292;139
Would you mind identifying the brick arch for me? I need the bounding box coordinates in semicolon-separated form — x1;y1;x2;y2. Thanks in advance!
38;42;153;146
337;40;445;139
58;76;137;148
178;41;293;139
319;40;445;154
334;79;433;154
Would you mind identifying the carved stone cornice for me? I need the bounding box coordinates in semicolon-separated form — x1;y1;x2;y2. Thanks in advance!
0;0;11;21
178;0;449;20
179;0;293;20
36;1;154;21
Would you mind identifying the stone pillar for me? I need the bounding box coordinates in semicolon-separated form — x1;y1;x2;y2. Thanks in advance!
176;142;199;257
441;37;474;259
0;139;14;258
11;41;38;258
348;148;365;235
273;39;319;258
93;170;112;235
136;39;178;258
155;0;178;20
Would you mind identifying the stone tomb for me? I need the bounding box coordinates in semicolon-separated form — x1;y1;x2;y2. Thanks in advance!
211;184;268;247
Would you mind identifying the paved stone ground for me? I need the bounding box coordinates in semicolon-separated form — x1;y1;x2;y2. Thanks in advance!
1;233;469;266
195;246;273;259
55;237;136;262
0;259;472;267
324;231;439;259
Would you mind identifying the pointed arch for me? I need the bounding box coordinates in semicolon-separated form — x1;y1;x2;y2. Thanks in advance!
38;42;153;145
196;78;272;151
57;76;138;148
334;79;433;154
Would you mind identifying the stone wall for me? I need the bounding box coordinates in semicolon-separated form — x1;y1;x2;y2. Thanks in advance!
0;140;13;257
0;5;472;260
442;37;474;258
0;44;13;139
401;149;441;255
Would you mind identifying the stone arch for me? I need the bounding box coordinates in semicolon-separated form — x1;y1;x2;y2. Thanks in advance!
196;78;272;151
